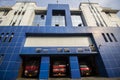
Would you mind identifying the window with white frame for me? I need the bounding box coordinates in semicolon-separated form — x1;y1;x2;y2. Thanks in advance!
71;11;84;27
52;10;66;26
32;12;46;26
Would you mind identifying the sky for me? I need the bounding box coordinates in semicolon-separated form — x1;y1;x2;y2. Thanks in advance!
0;0;120;17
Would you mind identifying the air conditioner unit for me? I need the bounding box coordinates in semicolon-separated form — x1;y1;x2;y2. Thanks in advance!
36;48;42;53
64;48;70;52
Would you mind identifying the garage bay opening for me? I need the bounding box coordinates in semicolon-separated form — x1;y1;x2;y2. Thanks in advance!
78;55;99;77
50;56;70;78
18;56;40;79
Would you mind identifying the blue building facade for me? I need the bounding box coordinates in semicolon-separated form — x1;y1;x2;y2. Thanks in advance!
0;4;120;80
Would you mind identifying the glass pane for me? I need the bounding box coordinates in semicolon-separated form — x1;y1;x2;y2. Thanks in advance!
71;15;83;27
52;10;66;26
52;15;65;26
32;14;46;26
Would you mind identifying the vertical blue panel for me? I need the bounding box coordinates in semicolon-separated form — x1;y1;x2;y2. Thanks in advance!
46;4;72;27
96;54;108;77
4;71;18;80
0;71;4;80
46;4;52;26
69;56;81;78
39;56;50;79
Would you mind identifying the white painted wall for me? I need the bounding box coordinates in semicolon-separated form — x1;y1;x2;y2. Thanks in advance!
80;3;120;27
20;3;36;26
0;2;37;26
0;2;120;27
80;4;97;26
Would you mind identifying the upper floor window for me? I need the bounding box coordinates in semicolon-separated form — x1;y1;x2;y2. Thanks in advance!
0;10;9;16
52;10;66;27
105;12;111;17
71;11;84;27
3;10;9;16
32;11;46;26
102;33;118;42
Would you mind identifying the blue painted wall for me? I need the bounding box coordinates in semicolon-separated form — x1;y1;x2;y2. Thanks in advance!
0;4;120;80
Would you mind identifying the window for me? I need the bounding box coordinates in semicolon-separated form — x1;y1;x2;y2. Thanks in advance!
0;33;4;42
32;12;46;26
102;33;117;42
0;33;14;42
8;33;14;42
3;33;9;42
12;22;15;26
102;33;108;42
71;12;84;27
18;11;21;15
3;10;9;16
0;10;9;16
105;12;111;16
111;33;118;42
106;33;112;42
22;11;25;15
14;11;17;15
52;10;66;26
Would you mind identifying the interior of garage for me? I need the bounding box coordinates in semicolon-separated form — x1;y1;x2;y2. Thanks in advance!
18;56;41;79
78;55;99;77
50;56;70;78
